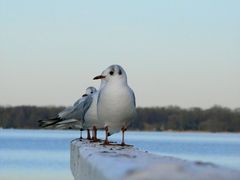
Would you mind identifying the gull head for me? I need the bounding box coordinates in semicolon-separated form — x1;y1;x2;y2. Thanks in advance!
82;86;97;97
93;64;127;84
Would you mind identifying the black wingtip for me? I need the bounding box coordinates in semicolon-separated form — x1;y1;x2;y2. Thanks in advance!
38;119;44;127
38;117;62;128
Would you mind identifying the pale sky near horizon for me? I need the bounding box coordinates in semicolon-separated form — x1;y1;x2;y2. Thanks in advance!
0;1;240;109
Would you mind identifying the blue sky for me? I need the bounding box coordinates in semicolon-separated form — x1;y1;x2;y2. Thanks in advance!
0;0;240;108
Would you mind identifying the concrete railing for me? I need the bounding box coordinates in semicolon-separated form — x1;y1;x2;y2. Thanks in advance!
70;139;240;180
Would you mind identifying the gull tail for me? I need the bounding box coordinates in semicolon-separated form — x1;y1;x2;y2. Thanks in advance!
38;116;62;128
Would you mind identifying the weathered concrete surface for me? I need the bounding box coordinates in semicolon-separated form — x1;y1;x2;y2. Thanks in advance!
70;139;240;180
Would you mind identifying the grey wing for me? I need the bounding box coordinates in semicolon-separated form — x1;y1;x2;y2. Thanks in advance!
66;95;93;122
73;97;82;107
58;106;75;119
132;92;136;107
81;95;93;122
130;88;136;107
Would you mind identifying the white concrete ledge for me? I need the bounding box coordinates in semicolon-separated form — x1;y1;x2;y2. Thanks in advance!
70;139;240;180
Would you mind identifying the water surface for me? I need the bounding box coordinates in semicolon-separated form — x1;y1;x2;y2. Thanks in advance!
0;129;239;180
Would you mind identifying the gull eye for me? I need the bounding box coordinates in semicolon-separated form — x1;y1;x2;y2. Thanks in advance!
119;70;122;75
109;71;114;75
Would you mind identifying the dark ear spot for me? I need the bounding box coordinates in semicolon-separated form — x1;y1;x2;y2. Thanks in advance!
119;70;122;75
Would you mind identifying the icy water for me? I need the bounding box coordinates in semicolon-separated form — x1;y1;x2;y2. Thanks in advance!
0;129;240;180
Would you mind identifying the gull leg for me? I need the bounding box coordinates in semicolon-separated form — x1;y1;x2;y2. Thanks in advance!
104;126;109;145
91;129;94;140
121;127;126;146
93;126;98;142
95;128;98;141
79;128;83;141
87;129;91;140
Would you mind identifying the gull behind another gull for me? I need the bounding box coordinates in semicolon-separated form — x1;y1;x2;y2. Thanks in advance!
38;87;97;139
83;78;106;142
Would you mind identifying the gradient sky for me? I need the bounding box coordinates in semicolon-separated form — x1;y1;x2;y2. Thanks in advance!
1;0;240;108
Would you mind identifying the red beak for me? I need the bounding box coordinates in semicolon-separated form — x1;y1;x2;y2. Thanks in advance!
93;75;106;80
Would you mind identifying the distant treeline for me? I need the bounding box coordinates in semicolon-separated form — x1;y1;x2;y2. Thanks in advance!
0;105;240;132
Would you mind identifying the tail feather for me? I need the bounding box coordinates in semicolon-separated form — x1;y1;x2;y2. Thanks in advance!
38;117;63;128
57;119;78;125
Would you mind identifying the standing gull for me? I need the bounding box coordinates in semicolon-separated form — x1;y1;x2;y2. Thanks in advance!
83;72;107;142
93;65;136;145
39;86;97;140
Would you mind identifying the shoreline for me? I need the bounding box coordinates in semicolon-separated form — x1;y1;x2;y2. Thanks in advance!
1;128;240;134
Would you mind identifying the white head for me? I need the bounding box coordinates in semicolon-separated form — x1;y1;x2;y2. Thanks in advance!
82;86;97;97
99;70;107;89
93;65;128;85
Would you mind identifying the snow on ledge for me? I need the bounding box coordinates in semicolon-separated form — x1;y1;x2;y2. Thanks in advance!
70;139;240;180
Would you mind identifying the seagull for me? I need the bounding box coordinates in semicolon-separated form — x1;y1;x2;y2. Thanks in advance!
82;77;107;142
93;65;137;145
38;86;97;140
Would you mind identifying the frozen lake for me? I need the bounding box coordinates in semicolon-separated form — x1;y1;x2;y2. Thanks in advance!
0;129;239;180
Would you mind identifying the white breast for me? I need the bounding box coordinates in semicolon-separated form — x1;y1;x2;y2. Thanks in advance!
84;91;104;129
98;83;136;134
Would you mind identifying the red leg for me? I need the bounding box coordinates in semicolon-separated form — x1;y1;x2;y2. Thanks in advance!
121;127;126;146
87;129;91;140
93;126;98;142
104;126;109;145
